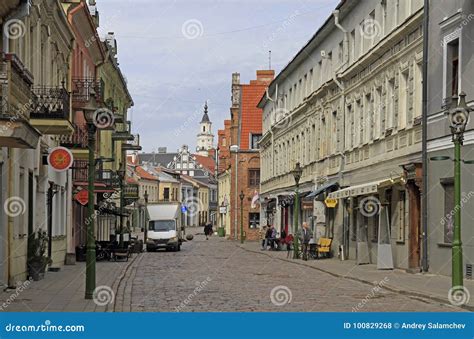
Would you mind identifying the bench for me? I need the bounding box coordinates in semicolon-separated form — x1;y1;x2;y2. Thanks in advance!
316;237;333;259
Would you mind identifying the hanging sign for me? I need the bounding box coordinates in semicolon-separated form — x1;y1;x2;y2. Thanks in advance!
324;197;338;208
75;189;89;206
48;146;73;172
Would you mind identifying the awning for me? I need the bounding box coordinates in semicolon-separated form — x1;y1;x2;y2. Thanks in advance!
328;178;396;199
306;181;339;199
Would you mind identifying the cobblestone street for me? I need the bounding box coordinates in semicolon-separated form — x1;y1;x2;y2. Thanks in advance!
113;229;463;312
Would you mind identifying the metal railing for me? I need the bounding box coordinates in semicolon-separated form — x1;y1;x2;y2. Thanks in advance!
60;124;88;148
31;85;70;119
71;77;104;103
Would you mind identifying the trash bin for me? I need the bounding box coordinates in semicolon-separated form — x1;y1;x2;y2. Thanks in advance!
218;227;225;237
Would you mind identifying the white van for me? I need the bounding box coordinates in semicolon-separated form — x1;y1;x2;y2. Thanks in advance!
146;203;184;252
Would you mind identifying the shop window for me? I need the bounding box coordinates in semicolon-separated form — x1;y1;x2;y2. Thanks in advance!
442;181;454;244
249;213;260;229
248;169;260;187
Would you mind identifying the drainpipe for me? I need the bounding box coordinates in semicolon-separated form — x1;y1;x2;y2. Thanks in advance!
333;10;349;73
2;0;31;54
421;0;429;273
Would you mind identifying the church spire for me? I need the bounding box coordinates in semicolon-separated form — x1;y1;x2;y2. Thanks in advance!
200;101;210;123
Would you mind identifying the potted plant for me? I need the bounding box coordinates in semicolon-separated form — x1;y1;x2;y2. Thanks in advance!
27;229;51;281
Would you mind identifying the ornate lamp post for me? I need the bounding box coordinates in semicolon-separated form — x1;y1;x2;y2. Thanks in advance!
81;98;115;299
239;190;245;244
291;162;303;259
143;190;149;247
117;164;126;248
431;92;472;289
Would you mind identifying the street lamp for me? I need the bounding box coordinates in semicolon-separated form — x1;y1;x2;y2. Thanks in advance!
230;145;239;240
431;92;472;289
143;190;149;249
291;162;303;259
83;109;97;299
117;164;126;248
239;190;245;244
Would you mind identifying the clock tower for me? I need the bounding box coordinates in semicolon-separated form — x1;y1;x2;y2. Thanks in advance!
196;101;214;157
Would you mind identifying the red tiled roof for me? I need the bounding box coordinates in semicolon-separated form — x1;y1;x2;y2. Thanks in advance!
135;166;157;181
239;83;267;150
193;154;216;175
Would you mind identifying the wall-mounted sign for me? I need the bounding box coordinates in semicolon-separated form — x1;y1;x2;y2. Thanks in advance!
324;197;338;208
219;206;227;214
74;189;88;206
48;146;73;172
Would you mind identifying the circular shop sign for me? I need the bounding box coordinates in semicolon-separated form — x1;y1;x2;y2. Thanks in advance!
48;146;74;172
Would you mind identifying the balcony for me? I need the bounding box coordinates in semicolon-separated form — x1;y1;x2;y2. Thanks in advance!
123;183;139;204
29;85;73;135
60;124;88;158
72;160;118;188
71;77;104;109
0;53;41;149
121;134;142;151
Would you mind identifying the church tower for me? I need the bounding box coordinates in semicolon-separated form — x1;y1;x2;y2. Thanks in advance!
196;102;214;156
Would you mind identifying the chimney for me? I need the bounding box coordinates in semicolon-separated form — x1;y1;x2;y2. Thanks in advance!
256;70;275;84
232;72;240;85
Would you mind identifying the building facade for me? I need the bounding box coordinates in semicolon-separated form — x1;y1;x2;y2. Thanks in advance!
260;0;424;270
219;70;274;241
426;0;474;277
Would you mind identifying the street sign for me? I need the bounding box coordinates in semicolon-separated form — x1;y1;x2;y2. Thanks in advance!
324;197;338;208
48;146;73;172
219;206;227;214
75;189;88;206
181;205;187;213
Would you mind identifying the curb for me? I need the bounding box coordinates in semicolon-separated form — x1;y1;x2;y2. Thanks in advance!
106;252;142;312
238;244;473;312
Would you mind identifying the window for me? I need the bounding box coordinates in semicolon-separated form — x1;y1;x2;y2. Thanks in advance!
442;181;454;244
397;191;406;242
446;38;459;100
413;62;422;120
249;213;260;229
222;137;226;147
250;133;262;149
203;126;206;132
163;187;170;201
355;100;362;145
386;78;395;130
374;87;382;139
399;69;409;129
350;29;356;62
338;40;344;65
309;69;314;93
249;169;260;187
364;93;372;143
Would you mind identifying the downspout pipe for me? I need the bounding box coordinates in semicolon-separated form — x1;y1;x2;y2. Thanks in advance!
333;10;349;74
421;0;429;273
2;0;31;54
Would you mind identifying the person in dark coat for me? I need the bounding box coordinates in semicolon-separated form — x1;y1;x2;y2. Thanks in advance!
204;222;213;240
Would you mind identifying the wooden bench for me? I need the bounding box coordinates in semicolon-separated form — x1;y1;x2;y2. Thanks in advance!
316;237;333;259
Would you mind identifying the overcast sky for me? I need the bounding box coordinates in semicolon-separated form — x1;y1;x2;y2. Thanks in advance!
97;0;339;153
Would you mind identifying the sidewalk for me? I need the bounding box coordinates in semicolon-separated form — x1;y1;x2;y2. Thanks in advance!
0;254;138;312
239;242;474;311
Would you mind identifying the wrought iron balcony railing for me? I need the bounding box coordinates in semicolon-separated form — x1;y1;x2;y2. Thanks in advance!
123;183;139;200
60;124;88;148
71;77;104;104
71;160;117;186
31;85;70;119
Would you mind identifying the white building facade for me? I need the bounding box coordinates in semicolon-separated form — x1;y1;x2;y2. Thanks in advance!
260;0;424;271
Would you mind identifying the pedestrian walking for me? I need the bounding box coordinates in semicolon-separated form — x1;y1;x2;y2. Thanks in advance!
299;222;311;260
259;225;268;250
204;222;213;240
